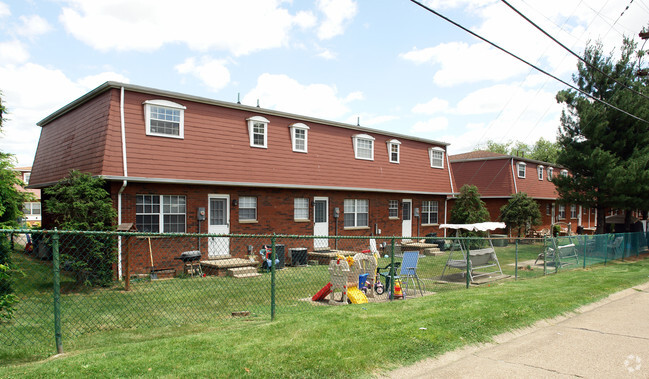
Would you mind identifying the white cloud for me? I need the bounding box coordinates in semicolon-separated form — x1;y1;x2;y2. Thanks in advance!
317;48;336;60
0;63;129;166
401;42;530;87
294;10;317;29
0;40;30;64
410;117;449;134
17;15;52;38
345;91;363;102
243;73;361;120
0;2;10;18
77;72;130;89
175;57;231;93
58;0;305;55
412;97;449;114
316;0;358;40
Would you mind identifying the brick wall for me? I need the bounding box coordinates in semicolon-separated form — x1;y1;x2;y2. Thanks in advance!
110;181;449;274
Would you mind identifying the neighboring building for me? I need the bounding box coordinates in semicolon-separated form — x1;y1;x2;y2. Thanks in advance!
14;166;41;227
28;82;455;275
449;151;595;235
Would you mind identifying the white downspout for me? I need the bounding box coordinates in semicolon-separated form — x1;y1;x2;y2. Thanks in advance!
444;150;454;238
117;86;128;279
511;158;518;194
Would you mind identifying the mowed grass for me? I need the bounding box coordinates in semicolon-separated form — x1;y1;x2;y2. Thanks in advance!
3;252;649;378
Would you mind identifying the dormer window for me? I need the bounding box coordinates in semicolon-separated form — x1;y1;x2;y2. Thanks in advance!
517;162;526;178
429;147;444;168
289;123;309;153
247;116;269;148
353;134;374;160
143;100;186;139
561;169;568;177
537;165;544;180
548;167;554;180
387;139;401;163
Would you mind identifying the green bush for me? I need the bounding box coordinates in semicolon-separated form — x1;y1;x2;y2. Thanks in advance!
0;238;18;321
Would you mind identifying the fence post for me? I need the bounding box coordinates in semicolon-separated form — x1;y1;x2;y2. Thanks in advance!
466;238;470;289
543;237;547;276
582;237;587;269
52;230;63;354
270;235;276;321
515;239;518;280
124;234;130;291
10;232;13;252
389;238;395;300
604;237;608;266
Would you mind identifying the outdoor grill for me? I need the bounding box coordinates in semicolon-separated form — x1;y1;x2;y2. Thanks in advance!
175;250;203;276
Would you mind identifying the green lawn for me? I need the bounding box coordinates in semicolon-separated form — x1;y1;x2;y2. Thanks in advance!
3;250;649;378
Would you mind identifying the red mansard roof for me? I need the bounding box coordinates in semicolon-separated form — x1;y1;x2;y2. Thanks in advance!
30;82;454;195
450;150;561;199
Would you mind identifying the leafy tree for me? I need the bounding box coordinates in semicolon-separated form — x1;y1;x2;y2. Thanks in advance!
44;170;117;286
554;37;649;233
450;184;490;224
483;138;559;164
499;192;542;237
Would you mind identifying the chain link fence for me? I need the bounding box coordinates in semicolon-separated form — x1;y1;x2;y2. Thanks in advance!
1;229;647;360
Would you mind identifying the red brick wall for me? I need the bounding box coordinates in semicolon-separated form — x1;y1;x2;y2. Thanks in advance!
110;182;449;274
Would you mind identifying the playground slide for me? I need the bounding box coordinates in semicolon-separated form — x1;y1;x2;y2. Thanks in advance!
347;286;368;304
312;282;333;301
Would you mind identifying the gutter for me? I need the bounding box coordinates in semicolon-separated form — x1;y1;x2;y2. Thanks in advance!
117;86;128;279
510;158;518;194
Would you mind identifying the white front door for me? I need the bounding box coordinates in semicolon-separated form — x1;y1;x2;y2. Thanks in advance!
313;197;329;249
402;199;412;239
208;194;230;258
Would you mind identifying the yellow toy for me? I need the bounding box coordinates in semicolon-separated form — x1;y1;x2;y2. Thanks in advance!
347;286;368;304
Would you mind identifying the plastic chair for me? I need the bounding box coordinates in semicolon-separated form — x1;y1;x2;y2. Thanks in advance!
400;251;424;296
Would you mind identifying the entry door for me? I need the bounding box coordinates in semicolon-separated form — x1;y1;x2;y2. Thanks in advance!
402;199;412;239
208;195;230;258
313;197;329;249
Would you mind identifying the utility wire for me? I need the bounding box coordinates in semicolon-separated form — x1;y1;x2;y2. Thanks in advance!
408;0;649;125
501;0;649;102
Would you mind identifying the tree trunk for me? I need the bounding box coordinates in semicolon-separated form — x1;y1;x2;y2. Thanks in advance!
624;210;633;233
596;206;606;234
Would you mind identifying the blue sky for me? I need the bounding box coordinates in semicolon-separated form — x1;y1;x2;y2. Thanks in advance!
1;0;647;167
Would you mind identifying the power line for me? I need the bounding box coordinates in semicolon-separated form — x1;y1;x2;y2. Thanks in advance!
501;0;649;102
408;0;649;125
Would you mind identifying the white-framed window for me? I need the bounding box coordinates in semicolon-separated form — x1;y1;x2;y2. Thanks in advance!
517;162;526;178
247;116;269;148
421;200;438;225
239;196;257;221
537;165;544;180
546;203;551;216
558;204;566;220
294;198;309;220
570;204;577;218
344;199;369;227
388;200;399;218
352;134;375;160
387;139;401;163
561;169;568;177
289;123;309;153
143;100;186;138
136;195;186;233
23;202;41;216
429;147;444;168
547;167;554;180
23;173;31;184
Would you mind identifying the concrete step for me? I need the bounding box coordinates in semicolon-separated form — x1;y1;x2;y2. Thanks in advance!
233;272;262;279
228;266;259;277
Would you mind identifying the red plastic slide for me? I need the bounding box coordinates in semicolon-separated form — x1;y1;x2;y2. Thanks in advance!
312;282;333;301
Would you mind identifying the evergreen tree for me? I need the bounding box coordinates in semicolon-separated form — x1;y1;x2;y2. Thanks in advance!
499;192;542;237
450;184;490;225
554;38;649;233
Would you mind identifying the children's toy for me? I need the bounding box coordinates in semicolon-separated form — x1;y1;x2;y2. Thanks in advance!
312;282;333;301
392;279;404;299
347;286;368;304
328;258;350;305
259;246;280;272
350;252;378;298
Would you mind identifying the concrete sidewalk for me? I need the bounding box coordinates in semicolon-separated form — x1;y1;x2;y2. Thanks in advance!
386;281;649;378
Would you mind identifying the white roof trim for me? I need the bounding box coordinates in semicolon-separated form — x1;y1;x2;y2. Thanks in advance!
142;99;186;109
247;115;270;123
289;122;309;129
